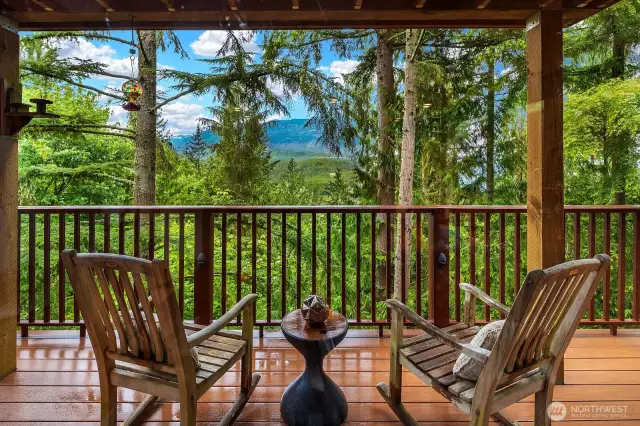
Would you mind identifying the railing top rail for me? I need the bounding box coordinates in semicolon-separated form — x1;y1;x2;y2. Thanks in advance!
17;205;640;214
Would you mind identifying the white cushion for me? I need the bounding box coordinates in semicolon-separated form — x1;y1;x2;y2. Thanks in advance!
452;320;505;381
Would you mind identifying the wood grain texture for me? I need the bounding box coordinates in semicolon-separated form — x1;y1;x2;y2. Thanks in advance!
2;327;640;424
0;26;20;380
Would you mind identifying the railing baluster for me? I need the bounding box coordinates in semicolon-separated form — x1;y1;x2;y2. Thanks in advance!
118;212;125;255
16;213;21;325
148;213;155;259
454;212;461;322
618;212;626;321
221;212;227;315
312;212;317;294
327;213;332;310
43;212;51;323
386;212;392;321
237;212;242;324
179;212;185;314
499;213;505;320
371;212;377;321
400;212;406;304
28;213;35;325
514;212;521;296
104;213;111;253
573;212;581;260
415;212;422;317
341;212;347;315
282;212;287;318
484;213;491;321
88;213;95;253
469;212;476;289
58;213;65;323
266;212;272;324
604;213;611;322
633;212;639;321
588;212;596;320
251;212;257;320
73;213;80;324
133;213;140;258
296;212;302;309
356;212;362;321
163;212;169;262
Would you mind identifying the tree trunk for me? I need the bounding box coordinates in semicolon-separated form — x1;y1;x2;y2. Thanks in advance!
486;57;496;202
375;30;396;300
611;31;625;79
393;29;419;300
134;30;158;206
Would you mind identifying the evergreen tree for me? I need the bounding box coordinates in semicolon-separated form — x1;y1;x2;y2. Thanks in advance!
184;125;210;167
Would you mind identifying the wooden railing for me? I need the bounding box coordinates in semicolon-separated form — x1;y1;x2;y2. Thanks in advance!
16;205;640;336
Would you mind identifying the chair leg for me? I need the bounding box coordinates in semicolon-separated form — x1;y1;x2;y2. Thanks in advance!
122;395;160;426
492;410;521;426
219;373;260;426
534;385;554;426
100;383;117;426
376;382;420;426
179;396;197;426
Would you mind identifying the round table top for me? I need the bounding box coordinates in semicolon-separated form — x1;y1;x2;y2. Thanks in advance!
281;309;348;341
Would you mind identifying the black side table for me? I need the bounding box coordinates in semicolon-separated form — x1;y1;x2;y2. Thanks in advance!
280;309;349;426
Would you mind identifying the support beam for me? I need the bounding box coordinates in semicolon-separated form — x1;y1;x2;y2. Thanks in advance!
526;4;564;383
0;23;19;380
428;209;450;327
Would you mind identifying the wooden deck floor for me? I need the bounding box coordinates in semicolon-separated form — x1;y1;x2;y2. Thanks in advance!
1;329;639;424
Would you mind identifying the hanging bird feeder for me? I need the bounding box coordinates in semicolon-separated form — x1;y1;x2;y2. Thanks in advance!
121;17;141;112
122;79;142;111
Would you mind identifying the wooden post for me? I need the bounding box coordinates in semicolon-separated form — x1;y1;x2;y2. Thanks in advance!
526;3;565;383
194;210;213;325
0;22;19;379
428;208;450;327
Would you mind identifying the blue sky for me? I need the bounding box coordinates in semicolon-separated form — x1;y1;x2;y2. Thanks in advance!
53;30;359;136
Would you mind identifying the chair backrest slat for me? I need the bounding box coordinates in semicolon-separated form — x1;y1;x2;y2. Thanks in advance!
62;250;191;369
489;256;609;376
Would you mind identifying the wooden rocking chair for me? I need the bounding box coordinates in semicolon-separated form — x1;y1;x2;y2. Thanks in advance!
62;250;260;426
377;255;610;426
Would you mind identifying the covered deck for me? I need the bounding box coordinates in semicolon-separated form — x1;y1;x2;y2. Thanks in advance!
1;329;638;424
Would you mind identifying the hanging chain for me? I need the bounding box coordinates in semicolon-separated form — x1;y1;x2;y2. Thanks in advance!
129;16;137;79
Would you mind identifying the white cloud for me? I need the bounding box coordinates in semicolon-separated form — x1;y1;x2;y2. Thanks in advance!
190;30;258;57
107;106;129;125
327;60;360;85
54;38;171;80
265;113;286;122
159;102;206;135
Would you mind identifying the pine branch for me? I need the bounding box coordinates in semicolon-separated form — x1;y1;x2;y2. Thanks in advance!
29;127;135;140
22;66;126;101
154;87;198;110
30;124;134;133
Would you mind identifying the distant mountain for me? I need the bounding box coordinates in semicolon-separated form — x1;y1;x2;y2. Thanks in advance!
171;118;331;159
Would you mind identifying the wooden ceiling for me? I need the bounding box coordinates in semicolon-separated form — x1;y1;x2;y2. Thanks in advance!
0;0;621;30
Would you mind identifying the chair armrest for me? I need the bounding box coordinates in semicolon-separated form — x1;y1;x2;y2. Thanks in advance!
187;294;258;348
386;299;490;364
460;282;511;316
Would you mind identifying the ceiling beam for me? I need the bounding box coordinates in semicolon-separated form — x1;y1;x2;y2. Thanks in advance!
160;0;175;12
354;0;363;10
95;0;114;12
